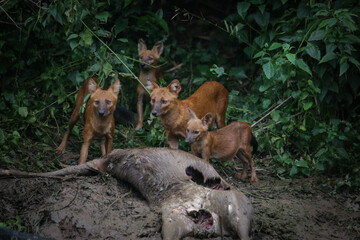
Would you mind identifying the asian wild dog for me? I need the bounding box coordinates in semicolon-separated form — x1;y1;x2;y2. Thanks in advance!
136;38;164;130
148;79;228;149
185;108;258;182
55;78;121;164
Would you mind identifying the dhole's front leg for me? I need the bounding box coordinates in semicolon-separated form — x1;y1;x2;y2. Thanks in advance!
135;85;145;130
167;133;179;149
79;132;93;165
106;134;113;157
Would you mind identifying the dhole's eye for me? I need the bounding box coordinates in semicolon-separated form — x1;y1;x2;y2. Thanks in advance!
186;129;189;133
161;100;168;104
194;130;200;134
94;100;100;105
106;100;111;105
151;99;155;103
148;57;153;61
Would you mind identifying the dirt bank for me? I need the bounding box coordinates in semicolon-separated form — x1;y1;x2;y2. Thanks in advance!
0;161;359;239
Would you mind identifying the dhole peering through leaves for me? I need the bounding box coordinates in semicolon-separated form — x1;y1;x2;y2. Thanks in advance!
136;38;164;130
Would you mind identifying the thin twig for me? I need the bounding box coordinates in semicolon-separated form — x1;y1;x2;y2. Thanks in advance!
102;191;131;219
251;96;292;128
0;5;21;29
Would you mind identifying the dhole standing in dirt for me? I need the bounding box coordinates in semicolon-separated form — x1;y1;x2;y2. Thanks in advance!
148;79;228;149
185;108;258;182
55;78;121;164
136;38;164;130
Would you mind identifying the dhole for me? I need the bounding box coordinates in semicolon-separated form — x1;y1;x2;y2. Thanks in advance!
55;78;120;164
136;38;164;130
185;108;258;182
148;79;228;149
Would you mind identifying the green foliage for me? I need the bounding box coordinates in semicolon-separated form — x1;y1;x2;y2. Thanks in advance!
221;0;360;190
0;215;23;231
0;0;359;192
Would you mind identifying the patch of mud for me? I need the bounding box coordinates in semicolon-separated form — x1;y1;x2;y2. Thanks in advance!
0;165;359;240
0;175;161;240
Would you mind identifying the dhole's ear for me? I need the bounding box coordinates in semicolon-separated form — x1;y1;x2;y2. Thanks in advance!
138;38;147;53
201;113;212;128
168;79;181;95
188;108;198;120
111;80;121;95
152;41;164;57
88;79;99;94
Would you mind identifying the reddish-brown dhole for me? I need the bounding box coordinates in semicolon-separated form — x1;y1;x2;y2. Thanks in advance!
148;79;228;149
55;78;120;164
136;38;164;130
185;108;258;182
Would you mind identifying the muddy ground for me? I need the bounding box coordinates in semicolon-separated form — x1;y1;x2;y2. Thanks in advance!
0;157;359;240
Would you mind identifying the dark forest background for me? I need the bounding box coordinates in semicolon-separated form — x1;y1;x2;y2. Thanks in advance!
0;0;359;192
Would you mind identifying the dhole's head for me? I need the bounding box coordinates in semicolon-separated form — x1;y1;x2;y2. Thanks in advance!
148;79;181;117
185;108;212;144
138;38;164;71
88;79;121;118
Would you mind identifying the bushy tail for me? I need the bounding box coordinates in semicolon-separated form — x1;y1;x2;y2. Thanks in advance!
55;77;97;153
251;133;258;154
114;105;135;126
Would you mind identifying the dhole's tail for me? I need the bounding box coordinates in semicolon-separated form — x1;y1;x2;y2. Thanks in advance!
69;77;97;124
251;133;258;154
55;77;97;153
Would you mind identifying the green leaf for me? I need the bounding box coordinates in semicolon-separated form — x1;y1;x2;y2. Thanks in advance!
229;67;247;78
318;18;337;29
315;148;327;157
291;90;301;99
124;0;133;8
303;101;313;110
67;34;78;40
102;62;113;76
289;165;298;176
296;59;312;75
308;30;325;41
69;41;78;50
296;160;308;168
268;42;282;50
339;60;349;76
319;51;337;64
193;77;206;85
305;43;321;60
82;29;93;46
315;163;325;171
117;38;128;43
28;116;36;123
262;61;275;79
89;63;101;72
349;57;360;66
237;2;251;19
336;148;349;159
95;11;111;23
253;50;266;59
157;18;169;34
18;107;28;117
115;19;128;36
270;110;280;122
254;10;270;29
285;53;296;65
262;99;271;109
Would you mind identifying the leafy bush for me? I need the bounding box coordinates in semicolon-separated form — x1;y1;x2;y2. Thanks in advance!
0;0;359;191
